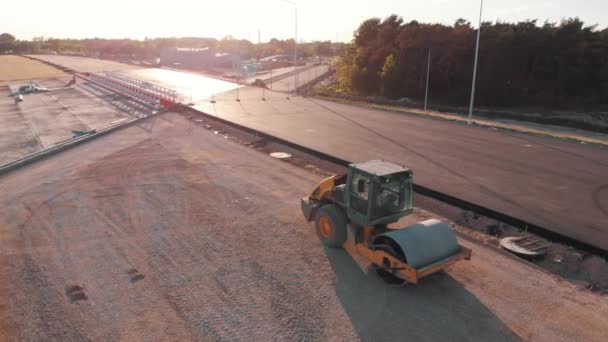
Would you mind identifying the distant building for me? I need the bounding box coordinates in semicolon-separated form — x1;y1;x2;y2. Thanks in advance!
214;52;238;68
160;48;213;68
258;54;291;69
259;54;290;62
160;47;237;69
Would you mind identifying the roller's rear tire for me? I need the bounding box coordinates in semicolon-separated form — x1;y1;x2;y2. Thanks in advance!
315;204;347;248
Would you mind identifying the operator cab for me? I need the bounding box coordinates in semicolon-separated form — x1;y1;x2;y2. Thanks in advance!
346;160;413;226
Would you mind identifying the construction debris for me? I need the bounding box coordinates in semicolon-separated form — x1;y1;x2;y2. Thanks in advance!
71;130;97;138
553;254;564;263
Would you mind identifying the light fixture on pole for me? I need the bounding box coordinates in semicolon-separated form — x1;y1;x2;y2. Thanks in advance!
280;0;298;96
467;0;483;125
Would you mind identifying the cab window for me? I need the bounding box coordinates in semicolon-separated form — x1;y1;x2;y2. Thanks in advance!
350;173;369;215
372;174;410;219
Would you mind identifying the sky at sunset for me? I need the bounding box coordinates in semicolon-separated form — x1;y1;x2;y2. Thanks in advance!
2;0;606;42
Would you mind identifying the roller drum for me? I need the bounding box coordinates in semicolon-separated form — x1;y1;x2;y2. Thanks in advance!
373;219;460;269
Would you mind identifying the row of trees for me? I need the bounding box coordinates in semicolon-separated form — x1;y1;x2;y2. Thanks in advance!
0;34;347;60
337;16;608;107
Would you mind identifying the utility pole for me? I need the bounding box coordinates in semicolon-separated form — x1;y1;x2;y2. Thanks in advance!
468;0;484;125
424;48;431;112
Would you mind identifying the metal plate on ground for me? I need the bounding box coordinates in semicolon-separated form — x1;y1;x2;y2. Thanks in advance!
500;236;550;256
269;152;292;159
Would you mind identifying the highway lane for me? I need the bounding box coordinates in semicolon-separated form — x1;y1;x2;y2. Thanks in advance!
268;64;330;92
118;65;329;101
194;86;608;250
122;68;239;103
245;65;312;83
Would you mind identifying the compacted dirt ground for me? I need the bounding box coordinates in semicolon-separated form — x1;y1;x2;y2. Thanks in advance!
0;55;66;82
26;55;139;73
0;112;606;341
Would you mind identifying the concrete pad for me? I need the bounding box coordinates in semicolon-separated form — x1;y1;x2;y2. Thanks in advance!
0;77;135;165
0;85;43;164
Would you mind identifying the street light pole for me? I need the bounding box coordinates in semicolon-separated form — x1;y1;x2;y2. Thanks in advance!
294;6;298;95
467;0;483;125
424;48;431;112
281;0;298;96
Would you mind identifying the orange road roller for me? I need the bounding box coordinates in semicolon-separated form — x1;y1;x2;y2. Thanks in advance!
301;160;471;284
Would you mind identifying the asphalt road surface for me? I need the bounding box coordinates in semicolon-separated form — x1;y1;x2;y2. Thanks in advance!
17;56;607;250
268;64;330;92
122;68;239;103
3;112;608;341
193;87;608;251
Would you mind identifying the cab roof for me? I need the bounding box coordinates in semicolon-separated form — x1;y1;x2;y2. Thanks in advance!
350;160;411;176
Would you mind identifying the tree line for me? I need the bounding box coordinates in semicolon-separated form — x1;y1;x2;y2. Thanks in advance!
337;16;608;108
0;33;347;60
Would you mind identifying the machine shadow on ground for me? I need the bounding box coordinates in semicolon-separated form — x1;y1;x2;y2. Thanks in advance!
323;247;521;342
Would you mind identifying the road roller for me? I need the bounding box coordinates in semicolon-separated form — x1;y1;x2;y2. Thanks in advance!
301;160;471;284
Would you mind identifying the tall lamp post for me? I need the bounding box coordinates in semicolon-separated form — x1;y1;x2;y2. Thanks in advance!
424;48;431;112
400;47;432;111
467;0;484;125
281;0;298;95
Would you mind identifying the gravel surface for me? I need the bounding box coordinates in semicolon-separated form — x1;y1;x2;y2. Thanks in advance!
1;113;606;341
0;113;356;341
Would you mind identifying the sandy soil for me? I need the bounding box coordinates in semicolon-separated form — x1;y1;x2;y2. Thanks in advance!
27;55;140;73
1;112;606;341
0;113;357;341
0;55;65;82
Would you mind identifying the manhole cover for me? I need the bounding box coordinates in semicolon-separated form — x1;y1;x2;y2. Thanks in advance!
269;152;292;159
500;236;550;257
